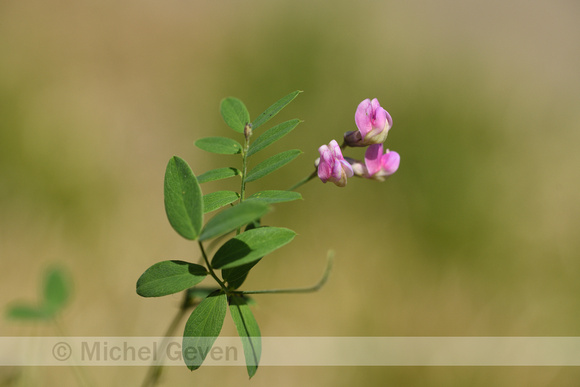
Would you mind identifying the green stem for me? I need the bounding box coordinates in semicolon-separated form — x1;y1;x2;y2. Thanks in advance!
239;124;252;203
234;251;333;295
240;150;248;203
141;293;193;387
53;317;94;387
287;169;317;191
198;241;228;291
236;124;252;236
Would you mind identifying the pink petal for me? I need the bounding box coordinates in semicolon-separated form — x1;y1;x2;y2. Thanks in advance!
372;106;387;131
364;144;384;176
381;151;400;175
340;159;354;177
385;109;393;130
329;140;343;160
317;140;355;187
317;145;332;182
318;145;331;163
331;158;343;181
317;160;331;182
354;99;372;138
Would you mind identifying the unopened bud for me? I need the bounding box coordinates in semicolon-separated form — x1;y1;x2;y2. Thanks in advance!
244;123;253;141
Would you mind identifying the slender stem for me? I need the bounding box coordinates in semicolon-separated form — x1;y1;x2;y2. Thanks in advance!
234;251;333;295
53;317;94;387
198;241;227;291
141;293;195;387
239;123;252;203
236;124;253;236
240;150;248;203
287;169;317;191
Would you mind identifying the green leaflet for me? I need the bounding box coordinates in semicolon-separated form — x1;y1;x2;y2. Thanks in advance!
247;119;301;157
5;266;71;321
229;295;261;378
195;137;242;155
251;90;301;131
222;259;261;290
246;190;302;204
43;266;70;314
203;191;240;213
136;260;208;297
245;150;302;183
5;304;51;320
199;201;270;242
183;291;227;370
220;223;262;289
220;97;250;133
212;227;296;269
164;156;203;240
197;167;241;184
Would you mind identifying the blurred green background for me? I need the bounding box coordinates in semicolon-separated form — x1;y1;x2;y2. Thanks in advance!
2;0;580;385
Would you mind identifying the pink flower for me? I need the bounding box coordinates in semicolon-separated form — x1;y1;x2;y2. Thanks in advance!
317;140;354;187
344;98;393;147
364;144;400;181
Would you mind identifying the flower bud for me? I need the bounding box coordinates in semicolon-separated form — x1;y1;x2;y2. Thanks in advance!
344;98;392;147
344;157;366;177
317;140;354;187
244;123;253;141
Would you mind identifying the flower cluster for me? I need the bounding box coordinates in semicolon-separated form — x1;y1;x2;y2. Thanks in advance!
317;98;400;186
